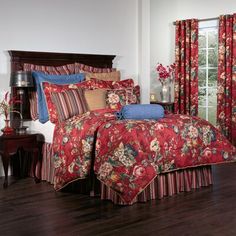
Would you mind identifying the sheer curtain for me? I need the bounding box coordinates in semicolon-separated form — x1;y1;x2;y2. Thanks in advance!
174;19;199;116
217;14;236;143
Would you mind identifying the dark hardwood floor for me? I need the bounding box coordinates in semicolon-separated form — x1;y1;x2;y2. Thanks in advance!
1;163;236;236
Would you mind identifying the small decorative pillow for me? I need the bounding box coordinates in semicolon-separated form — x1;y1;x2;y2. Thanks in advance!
106;87;139;110
84;89;107;111
75;62;116;73
106;89;130;110
42;81;91;123
51;88;88;123
85;71;120;82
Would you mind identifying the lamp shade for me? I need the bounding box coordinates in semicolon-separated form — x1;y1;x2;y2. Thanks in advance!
10;71;34;87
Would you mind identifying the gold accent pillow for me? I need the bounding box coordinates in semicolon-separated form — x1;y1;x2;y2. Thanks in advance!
84;89;107;111
85;71;120;82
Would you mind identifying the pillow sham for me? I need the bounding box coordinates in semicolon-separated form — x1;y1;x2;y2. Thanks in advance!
24;63;75;75
51;88;88;123
75;62;116;73
84;78;135;90
85;71;120;82
111;78;134;89
29;91;38;121
84;89;107;111
24;63;76;120
32;72;85;123
42;80;91;123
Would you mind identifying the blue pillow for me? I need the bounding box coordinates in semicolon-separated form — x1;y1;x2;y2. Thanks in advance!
116;104;164;120
32;72;85;123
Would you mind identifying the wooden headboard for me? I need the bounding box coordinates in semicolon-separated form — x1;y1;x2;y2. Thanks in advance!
9;50;116;72
8;50;116;121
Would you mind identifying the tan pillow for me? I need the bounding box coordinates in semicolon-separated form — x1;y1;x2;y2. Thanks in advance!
85;71;120;82
84;89;107;110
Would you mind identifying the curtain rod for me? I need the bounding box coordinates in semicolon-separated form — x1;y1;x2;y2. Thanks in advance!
173;17;219;25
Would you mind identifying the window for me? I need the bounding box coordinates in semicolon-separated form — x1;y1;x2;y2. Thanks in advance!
198;20;218;126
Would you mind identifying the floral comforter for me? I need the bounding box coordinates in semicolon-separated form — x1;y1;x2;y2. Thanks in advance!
53;109;116;190
53;109;236;204
94;113;236;204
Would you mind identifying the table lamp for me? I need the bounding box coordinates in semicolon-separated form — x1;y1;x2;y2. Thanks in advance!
10;71;34;134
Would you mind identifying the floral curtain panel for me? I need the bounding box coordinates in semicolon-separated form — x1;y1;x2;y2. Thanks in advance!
217;14;236;143
174;19;199;116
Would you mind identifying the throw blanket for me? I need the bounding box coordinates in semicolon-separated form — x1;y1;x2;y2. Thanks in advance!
116;104;164;120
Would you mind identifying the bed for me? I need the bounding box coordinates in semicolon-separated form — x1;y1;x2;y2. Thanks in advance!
9;50;236;205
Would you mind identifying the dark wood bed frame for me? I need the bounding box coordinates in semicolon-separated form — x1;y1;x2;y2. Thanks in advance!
8;50;116;120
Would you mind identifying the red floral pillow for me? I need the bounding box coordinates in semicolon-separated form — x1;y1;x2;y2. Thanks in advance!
42;81;91;123
87;78;135;90
106;87;138;110
111;79;134;89
106;89;128;110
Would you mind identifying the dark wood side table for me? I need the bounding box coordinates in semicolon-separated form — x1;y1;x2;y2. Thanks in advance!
0;132;43;188
150;101;174;113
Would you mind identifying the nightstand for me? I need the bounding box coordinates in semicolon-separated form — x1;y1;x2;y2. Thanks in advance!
150;101;174;113
0;132;43;188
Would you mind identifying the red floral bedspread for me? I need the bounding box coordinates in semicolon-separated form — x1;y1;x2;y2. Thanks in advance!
53;109;116;190
94;113;236;204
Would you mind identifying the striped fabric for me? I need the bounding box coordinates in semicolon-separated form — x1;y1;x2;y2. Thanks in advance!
23;63;75;75
24;63;115;120
23;63;75;120
36;144;213;205
100;166;213;205
29;91;38;121
51;88;88;122
75;62;116;73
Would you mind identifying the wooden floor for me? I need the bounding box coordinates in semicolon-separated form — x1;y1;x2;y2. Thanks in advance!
1;163;236;236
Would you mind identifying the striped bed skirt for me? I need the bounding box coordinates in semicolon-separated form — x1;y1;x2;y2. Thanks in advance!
39;143;213;204
100;167;212;205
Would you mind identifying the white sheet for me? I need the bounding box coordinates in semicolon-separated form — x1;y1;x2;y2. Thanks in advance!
24;120;55;143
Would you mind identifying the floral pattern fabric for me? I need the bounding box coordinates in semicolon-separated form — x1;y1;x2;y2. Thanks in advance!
106;88;139;110
53;109;116;190
174;19;199;116
43;81;91;123
52;108;236;202
217;14;236;143
94;113;236;204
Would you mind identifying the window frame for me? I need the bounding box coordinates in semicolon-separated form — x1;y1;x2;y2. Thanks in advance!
198;20;218;125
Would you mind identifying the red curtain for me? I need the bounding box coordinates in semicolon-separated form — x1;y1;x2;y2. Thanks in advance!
174;19;199;116
217;14;236;143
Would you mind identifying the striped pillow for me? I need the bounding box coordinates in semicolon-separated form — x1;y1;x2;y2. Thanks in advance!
51;88;88;122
